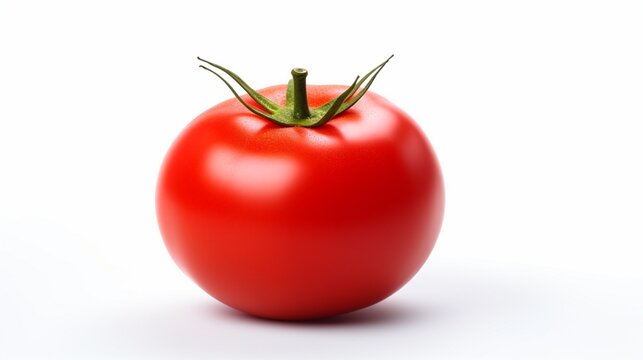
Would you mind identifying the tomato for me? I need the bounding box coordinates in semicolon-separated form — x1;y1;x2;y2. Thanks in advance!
156;58;444;320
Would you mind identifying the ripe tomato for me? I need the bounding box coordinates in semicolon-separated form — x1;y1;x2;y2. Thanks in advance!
156;58;444;320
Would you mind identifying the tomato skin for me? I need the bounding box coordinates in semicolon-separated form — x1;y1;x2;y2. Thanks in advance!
156;85;444;320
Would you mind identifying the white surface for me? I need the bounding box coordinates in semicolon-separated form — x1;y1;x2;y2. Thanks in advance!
1;0;642;359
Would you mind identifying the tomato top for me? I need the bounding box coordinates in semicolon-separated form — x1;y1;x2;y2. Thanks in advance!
197;55;394;128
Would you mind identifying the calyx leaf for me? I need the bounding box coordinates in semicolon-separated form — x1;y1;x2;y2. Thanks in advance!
197;55;393;127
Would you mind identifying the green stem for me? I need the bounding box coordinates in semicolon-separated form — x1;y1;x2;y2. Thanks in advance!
291;68;311;120
198;55;393;127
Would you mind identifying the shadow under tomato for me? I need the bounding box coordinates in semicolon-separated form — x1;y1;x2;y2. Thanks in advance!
210;299;433;328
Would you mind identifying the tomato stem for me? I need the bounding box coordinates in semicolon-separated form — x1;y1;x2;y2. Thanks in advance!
197;55;394;127
291;68;311;120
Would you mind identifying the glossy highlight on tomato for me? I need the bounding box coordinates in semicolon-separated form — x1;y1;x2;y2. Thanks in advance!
156;59;444;320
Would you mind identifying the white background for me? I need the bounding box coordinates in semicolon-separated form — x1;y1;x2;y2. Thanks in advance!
1;0;642;358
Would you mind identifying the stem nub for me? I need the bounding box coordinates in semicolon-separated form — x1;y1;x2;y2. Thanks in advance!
291;68;311;120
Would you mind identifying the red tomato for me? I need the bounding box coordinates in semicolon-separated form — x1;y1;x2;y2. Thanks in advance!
157;62;444;320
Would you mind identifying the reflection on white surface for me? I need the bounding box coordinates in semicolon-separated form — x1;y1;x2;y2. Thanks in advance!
207;145;300;201
3;259;640;360
0;218;641;359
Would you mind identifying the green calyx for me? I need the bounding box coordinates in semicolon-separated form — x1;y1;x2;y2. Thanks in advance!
197;55;394;128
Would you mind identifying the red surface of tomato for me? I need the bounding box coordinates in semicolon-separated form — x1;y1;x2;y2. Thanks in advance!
156;59;444;320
